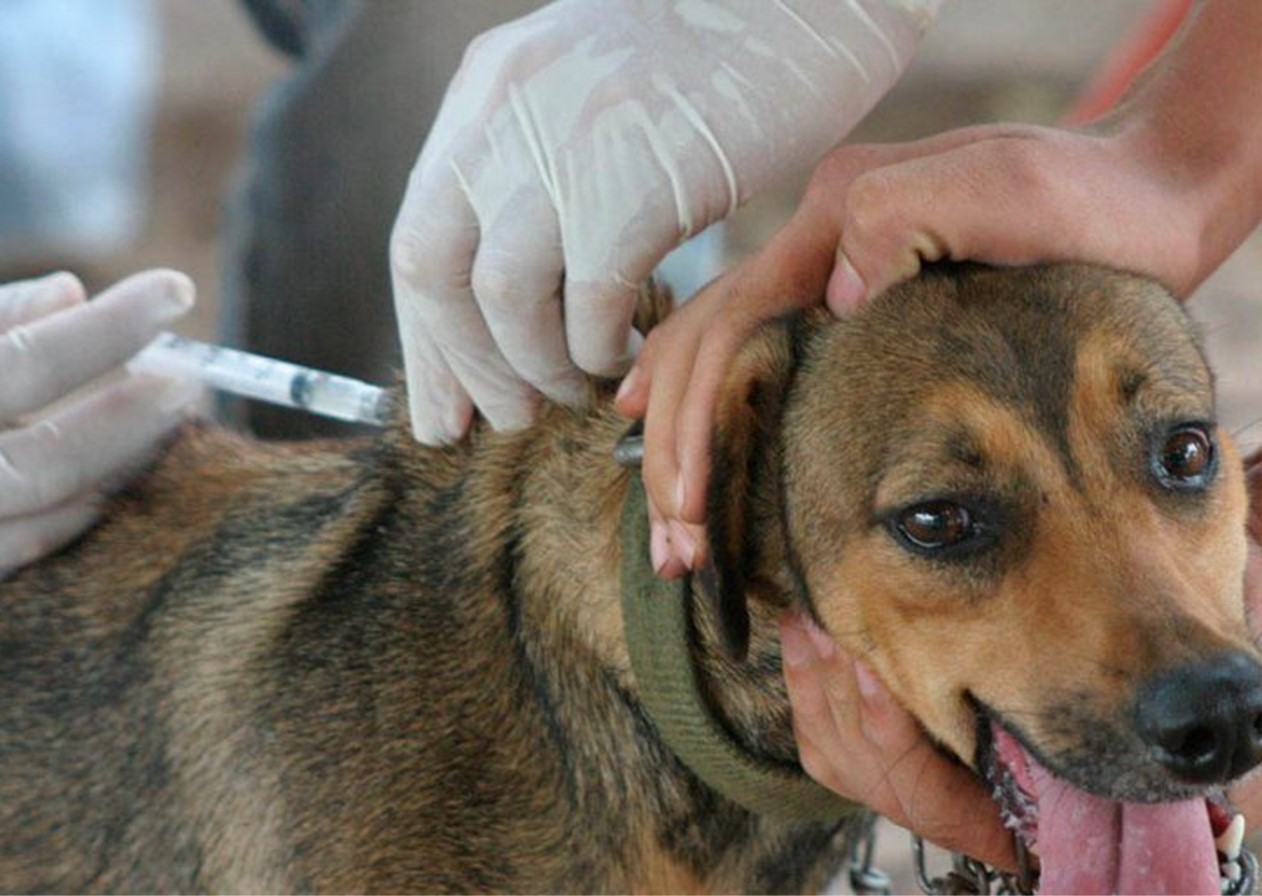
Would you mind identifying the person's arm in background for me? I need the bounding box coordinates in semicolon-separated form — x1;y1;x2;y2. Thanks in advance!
388;0;942;445
615;0;1262;864
0;270;200;578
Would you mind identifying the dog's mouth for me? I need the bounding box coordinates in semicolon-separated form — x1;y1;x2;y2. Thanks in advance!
977;712;1249;894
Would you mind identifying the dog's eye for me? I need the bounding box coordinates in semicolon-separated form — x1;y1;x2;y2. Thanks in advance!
893;501;978;552
1154;425;1216;490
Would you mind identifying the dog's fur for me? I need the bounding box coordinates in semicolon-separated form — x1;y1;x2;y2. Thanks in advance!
0;264;1257;892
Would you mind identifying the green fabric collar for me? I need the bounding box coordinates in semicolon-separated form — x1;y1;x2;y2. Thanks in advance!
619;472;858;822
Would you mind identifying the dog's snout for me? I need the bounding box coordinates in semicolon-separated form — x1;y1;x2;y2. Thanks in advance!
1136;652;1262;785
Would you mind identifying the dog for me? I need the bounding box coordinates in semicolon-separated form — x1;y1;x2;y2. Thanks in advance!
1;263;1260;893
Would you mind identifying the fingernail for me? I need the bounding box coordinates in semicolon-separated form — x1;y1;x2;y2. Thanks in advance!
781;615;813;668
407;395;461;446
543;372;589;409
615;366;641;404
161;271;196;312
826;254;867;315
132;270;195;321
22;272;84;316
650;520;671;574
804;618;837;661
668;519;697;568
853;659;885;704
40;271;83;299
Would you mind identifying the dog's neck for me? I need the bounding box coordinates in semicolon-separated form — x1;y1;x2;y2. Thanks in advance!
473;397;803;769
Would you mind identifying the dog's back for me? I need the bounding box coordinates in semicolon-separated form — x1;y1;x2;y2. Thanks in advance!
0;429;387;890
0;407;848;892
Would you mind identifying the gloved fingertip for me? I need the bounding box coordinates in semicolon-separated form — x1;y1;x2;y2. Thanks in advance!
156;269;196;312
625;326;645;359
130;269;195;313
481;396;539;435
409;414;460;447
156;377;204;416
536;371;590;410
128;372;205;416
39;271;87;305
406;389;472;447
12;272;87;322
567;315;643;379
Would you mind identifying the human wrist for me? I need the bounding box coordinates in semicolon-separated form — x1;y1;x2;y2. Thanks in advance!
1110;103;1262;294
1096;0;1262;293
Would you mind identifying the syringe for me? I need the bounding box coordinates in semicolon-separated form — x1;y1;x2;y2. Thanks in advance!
129;332;391;427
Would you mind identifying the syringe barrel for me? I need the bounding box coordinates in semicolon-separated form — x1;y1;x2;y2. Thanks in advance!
130;333;390;427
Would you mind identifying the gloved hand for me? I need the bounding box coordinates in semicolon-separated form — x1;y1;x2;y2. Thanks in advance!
0;270;201;578
391;0;939;444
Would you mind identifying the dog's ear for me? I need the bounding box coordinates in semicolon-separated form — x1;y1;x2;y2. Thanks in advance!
697;317;804;661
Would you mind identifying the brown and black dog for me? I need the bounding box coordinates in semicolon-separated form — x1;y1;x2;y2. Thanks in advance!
1;264;1260;893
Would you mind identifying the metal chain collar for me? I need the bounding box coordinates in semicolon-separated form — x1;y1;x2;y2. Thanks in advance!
845;814;1258;896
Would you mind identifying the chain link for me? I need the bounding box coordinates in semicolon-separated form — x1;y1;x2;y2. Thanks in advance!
846;813;892;895
847;812;1258;894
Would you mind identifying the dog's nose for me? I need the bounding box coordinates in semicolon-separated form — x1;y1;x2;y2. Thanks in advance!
1136;652;1262;785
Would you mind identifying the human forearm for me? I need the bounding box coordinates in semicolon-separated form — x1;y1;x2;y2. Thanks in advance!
1108;0;1262;289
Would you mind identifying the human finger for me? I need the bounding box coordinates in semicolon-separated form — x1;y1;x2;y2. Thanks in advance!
830;128;1197;308
847;655;1016;870
669;204;840;527
781;612;1016;870
560;210;668;379
634;305;704;578
0;492;103;580
0;271;86;331
0;373;201;518
0;269;194;422
392;175;534;440
617;204;837;577
471;191;587;407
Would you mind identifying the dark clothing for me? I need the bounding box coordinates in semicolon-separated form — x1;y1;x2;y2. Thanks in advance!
224;1;541;437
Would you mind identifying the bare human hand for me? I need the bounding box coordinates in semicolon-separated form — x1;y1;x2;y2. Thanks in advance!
779;611;1017;871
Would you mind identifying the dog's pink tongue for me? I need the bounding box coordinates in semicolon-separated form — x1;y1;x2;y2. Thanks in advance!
1028;753;1219;894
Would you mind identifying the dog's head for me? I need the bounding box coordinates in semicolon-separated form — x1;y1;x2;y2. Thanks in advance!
705;263;1258;892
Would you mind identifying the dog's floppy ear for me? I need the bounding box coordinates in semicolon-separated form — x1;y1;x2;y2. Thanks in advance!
697;318;803;661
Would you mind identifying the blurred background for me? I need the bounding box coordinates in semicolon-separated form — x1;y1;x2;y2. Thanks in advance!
0;1;1257;890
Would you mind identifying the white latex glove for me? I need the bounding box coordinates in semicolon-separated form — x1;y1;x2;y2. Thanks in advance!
0;270;201;578
391;0;941;444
